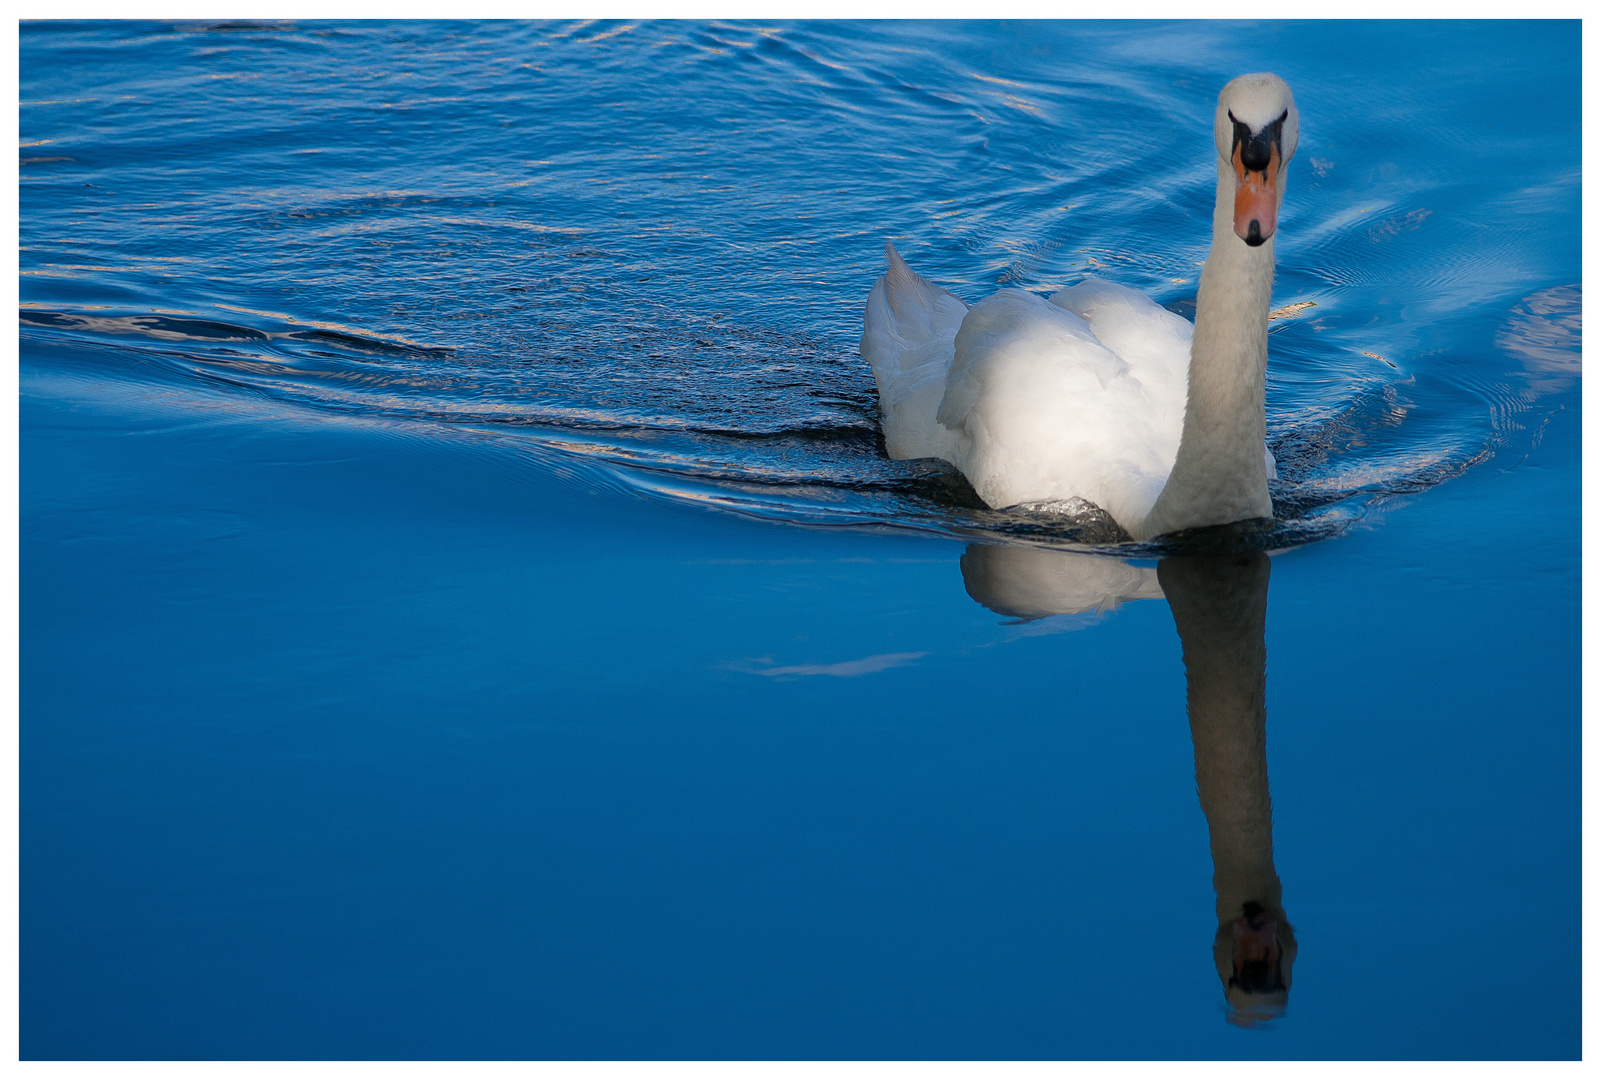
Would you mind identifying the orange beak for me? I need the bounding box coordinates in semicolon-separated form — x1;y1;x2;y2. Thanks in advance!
1233;141;1281;246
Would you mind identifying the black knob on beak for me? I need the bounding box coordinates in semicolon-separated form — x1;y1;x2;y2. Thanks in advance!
1229;109;1289;175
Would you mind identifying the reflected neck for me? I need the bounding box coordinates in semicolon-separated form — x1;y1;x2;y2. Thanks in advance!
1159;553;1282;921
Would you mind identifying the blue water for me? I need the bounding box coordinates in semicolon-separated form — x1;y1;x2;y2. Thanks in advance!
21;20;1580;1059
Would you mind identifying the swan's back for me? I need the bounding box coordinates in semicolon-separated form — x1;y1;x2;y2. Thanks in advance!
1048;278;1192;423
861;245;1194;533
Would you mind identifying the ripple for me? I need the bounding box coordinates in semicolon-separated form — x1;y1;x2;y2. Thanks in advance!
19;20;1580;556
19;291;1522;556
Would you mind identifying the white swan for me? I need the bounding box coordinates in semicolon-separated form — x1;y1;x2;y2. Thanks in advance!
861;73;1299;542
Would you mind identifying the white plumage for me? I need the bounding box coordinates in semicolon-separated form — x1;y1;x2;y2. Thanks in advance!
862;248;1200;533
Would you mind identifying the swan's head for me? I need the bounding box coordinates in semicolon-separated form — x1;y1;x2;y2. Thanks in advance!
1214;73;1299;247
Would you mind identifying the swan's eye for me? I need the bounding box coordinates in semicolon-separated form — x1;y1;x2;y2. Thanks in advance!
1229;109;1289;174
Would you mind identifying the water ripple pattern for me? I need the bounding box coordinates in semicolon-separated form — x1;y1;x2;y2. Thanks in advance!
20;20;1581;549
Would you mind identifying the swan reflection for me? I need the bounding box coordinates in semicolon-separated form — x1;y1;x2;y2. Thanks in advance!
962;543;1295;1025
959;544;1162;621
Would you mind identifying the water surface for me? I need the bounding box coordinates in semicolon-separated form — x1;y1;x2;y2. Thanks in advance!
21;19;1580;1059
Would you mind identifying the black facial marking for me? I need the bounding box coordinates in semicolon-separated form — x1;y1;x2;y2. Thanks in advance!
1245;220;1264;246
1229;108;1289;174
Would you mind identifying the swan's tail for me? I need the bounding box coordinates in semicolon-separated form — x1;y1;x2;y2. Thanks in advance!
860;242;968;460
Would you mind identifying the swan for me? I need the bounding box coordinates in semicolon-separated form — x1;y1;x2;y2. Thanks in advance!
861;73;1299;542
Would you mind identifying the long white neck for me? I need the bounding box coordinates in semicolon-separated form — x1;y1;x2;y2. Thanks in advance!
1137;159;1276;541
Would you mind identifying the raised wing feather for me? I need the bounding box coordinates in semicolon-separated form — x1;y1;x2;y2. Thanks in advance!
860;243;969;461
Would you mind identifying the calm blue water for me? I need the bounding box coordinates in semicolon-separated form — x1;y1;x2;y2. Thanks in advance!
21;20;1580;1059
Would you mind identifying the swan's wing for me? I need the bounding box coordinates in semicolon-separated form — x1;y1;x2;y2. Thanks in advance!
861;243;968;460
937;288;1175;528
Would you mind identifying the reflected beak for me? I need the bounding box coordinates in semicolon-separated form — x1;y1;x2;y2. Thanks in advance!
1229;913;1285;992
1232;915;1280;964
1233;142;1281;247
